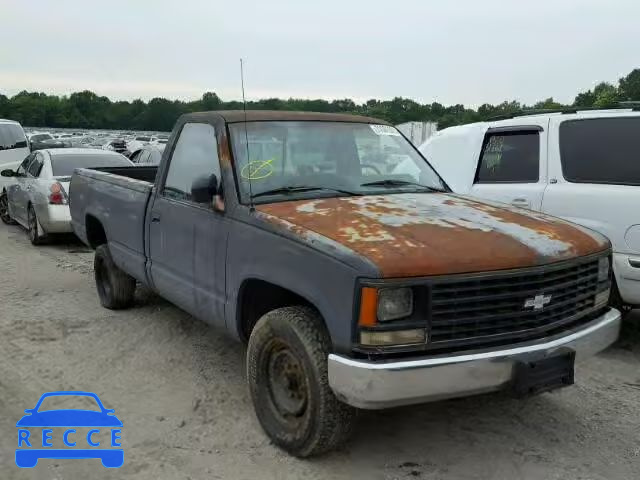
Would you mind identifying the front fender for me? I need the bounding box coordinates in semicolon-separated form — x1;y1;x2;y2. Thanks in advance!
225;219;374;353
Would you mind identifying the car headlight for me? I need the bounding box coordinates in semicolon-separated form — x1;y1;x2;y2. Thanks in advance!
377;287;413;321
598;256;610;282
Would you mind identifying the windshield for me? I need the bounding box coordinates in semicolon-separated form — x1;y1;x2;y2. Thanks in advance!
91;138;110;146
136;136;151;142
229;121;446;203
51;153;131;176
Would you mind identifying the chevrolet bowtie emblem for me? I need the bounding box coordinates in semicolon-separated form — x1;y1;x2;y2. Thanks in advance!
524;294;552;310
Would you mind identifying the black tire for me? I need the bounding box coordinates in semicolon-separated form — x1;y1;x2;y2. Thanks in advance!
0;192;16;225
247;306;356;457
27;204;47;245
94;244;136;309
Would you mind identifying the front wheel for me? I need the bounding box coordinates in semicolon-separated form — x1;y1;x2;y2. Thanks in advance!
247;306;356;457
0;192;16;225
94;244;136;309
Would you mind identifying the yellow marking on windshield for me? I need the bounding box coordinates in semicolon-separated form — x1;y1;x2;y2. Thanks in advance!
241;159;275;180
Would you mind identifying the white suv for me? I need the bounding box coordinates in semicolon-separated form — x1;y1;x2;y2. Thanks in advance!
0;119;30;202
420;107;640;310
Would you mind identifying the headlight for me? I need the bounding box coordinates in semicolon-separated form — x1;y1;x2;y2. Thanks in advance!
598;256;610;282
377;287;413;321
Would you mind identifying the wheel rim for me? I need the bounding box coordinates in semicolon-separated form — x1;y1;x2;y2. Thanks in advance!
28;208;37;241
0;195;9;222
266;343;308;418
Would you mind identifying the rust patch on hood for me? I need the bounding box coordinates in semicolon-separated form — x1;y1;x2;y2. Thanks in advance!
256;193;609;277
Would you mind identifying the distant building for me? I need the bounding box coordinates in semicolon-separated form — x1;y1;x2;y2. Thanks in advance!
396;121;438;146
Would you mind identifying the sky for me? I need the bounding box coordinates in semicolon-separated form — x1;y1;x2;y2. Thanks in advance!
1;0;638;107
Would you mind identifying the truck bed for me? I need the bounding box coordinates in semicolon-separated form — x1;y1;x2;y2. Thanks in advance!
69;166;157;283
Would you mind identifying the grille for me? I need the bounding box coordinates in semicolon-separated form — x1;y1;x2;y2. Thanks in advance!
429;256;605;350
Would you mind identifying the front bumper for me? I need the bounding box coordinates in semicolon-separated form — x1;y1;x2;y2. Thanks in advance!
328;308;621;409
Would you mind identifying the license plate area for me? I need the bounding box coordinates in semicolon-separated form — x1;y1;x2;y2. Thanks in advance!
512;351;575;397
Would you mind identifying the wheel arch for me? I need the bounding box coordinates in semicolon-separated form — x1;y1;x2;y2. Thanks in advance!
85;214;107;249
236;277;324;343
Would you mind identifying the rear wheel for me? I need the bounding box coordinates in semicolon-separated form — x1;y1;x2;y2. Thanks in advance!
0;192;16;225
94;244;136;309
27;205;47;245
247;306;356;457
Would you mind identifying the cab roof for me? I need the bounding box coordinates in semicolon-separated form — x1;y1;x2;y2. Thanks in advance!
180;110;390;125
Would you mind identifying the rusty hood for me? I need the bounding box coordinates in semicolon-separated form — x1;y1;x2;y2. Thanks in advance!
255;193;609;278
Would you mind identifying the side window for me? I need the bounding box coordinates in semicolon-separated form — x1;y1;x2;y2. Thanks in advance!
16;154;35;175
163;123;220;202
559;117;640;185
476;131;540;183
27;154;44;177
0;125;28;150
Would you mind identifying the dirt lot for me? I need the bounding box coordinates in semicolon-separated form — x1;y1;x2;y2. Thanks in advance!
0;222;639;480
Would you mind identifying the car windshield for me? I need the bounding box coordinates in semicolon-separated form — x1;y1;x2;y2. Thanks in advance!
37;395;101;412
136;136;151;142
91;138;110;146
51;153;131;176
229;121;446;203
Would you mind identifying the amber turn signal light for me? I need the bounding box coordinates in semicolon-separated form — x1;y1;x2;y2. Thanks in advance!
358;287;378;327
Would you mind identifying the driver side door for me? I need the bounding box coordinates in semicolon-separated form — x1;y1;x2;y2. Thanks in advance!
148;122;227;327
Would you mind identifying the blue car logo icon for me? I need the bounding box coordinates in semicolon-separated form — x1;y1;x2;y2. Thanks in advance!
16;391;123;468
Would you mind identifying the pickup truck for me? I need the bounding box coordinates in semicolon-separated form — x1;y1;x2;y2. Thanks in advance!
419;107;640;311
70;110;621;457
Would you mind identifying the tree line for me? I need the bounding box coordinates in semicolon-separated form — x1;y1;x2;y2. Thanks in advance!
1;69;638;132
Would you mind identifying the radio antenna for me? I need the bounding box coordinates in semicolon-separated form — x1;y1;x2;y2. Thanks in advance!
240;58;254;211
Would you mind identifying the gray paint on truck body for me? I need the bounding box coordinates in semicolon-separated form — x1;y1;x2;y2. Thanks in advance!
69;111;379;354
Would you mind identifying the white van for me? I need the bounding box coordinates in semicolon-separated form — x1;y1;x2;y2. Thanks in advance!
420;108;640;311
0;119;30;223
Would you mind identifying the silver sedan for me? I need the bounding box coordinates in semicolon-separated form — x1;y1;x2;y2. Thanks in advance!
0;148;133;244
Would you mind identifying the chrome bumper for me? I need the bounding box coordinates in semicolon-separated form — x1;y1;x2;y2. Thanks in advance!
328;308;621;409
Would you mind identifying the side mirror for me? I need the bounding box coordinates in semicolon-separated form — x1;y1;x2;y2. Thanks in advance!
24;409;34;414
1;169;16;177
191;173;218;204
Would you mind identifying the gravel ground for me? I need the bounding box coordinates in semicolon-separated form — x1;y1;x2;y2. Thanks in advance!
0;222;639;480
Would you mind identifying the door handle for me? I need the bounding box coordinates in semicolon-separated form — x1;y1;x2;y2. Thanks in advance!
151;213;161;222
511;198;530;207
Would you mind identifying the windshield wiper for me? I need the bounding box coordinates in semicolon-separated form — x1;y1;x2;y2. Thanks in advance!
252;185;361;199
360;179;444;192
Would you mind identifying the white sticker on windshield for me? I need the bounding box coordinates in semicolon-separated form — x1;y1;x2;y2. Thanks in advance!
370;124;401;136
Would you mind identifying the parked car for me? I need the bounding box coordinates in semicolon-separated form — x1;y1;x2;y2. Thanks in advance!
129;144;165;165
70;111;620;457
419;107;640;311
1;148;132;244
29;132;67;151
126;135;154;154
0;119;30;214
